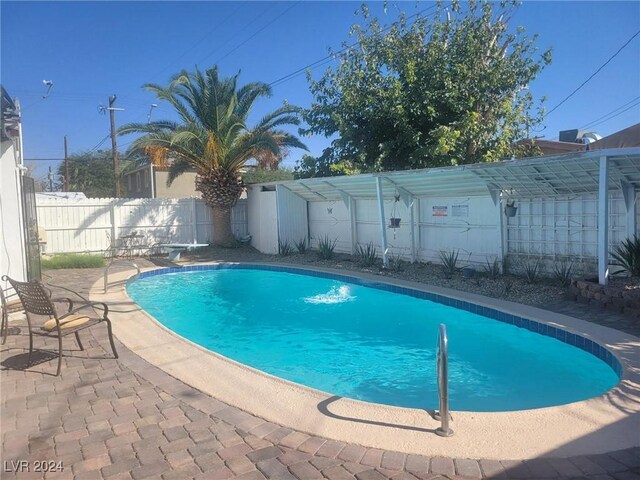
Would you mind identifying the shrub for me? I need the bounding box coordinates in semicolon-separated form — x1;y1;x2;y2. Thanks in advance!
355;242;377;267
522;258;541;284
278;240;294;256
483;258;501;280
242;168;294;184
41;253;105;270
439;249;459;278
552;261;574;287
388;253;403;272
317;235;338;260
503;277;514;295
295;238;308;254
611;236;640;276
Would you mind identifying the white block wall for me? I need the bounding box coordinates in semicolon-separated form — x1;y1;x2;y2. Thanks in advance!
0;140;27;282
247;187;278;254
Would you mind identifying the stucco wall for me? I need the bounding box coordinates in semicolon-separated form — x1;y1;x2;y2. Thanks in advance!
154;170;199;199
0;139;27;283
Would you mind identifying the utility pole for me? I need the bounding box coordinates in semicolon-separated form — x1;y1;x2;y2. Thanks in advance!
63;135;69;192
108;95;121;197
48;166;54;192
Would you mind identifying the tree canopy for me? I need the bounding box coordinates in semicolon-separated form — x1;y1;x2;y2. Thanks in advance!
298;0;551;178
56;150;135;198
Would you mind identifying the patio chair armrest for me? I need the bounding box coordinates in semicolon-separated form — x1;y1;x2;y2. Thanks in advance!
58;301;109;320
51;297;74;312
1;288;19;300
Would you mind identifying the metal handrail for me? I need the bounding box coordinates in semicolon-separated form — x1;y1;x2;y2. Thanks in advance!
435;323;454;437
104;259;140;293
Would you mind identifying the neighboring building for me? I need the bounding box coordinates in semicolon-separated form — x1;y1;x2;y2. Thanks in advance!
1;86;32;282
518;123;640;156
589;123;640;150
123;164;199;199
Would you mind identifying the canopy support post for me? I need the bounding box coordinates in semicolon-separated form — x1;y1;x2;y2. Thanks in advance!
349;196;357;255
598;156;609;285
375;177;389;268
409;197;416;263
489;186;506;274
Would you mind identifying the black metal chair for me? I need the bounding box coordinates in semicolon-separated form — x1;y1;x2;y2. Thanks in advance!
2;275;118;376
1;286;24;345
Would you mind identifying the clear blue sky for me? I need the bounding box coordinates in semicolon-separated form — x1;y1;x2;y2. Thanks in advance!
2;1;639;185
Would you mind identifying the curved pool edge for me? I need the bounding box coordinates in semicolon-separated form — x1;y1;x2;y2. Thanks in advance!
92;261;640;460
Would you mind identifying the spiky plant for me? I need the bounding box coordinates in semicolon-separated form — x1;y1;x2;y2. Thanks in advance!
611;236;640;276
119;66;307;247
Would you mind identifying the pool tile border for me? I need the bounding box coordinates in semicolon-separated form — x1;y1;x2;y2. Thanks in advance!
136;263;623;377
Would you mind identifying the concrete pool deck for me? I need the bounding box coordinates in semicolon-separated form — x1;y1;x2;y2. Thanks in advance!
97;261;640;460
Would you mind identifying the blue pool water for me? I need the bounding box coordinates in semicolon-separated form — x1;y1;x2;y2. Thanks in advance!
127;268;620;412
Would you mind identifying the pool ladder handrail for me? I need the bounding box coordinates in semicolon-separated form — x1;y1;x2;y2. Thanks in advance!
435;323;454;437
104;259;140;293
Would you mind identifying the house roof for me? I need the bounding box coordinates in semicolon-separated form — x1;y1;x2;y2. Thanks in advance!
589;123;640;150
1;85;20;140
256;148;640;201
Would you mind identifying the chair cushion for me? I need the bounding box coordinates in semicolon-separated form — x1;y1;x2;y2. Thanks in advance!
41;314;91;332
5;298;23;312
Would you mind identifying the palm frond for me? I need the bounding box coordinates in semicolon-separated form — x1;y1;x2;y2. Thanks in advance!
128;65;305;190
166;157;195;186
255;105;302;130
236;82;272;119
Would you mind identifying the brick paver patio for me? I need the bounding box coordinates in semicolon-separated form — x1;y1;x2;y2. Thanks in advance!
1;263;638;479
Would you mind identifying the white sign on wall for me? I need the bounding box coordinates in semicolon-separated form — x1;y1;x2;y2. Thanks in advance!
452;204;469;217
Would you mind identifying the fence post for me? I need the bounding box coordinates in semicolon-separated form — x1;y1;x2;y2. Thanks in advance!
109;201;118;256
190;198;198;243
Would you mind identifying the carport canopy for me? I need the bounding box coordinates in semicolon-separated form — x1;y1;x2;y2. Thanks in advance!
261;148;640;284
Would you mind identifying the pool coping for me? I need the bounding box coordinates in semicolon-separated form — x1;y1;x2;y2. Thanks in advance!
92;261;640;460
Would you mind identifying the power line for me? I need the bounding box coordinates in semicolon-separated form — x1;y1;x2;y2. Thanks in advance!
195;3;278;66
146;2;247;82
580;96;640;129
88;133;112;153
214;2;300;65
547;29;640;116
268;3;440;88
584;100;640;130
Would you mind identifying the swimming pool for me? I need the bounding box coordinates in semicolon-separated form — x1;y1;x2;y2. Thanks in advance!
127;265;620;412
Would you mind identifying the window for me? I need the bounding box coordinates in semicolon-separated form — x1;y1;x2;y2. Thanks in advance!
144;169;149;187
136;172;141;191
127;175;132;191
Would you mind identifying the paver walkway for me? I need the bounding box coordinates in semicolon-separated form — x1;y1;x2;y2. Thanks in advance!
1;263;638;480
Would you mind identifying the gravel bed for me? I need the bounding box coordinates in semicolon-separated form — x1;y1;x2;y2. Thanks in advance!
184;245;568;308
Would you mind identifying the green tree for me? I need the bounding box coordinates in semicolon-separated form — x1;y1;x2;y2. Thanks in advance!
242;167;294;185
56;150;134;198
300;0;551;177
119;66;306;247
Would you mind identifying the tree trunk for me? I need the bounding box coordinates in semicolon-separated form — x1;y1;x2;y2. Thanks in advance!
211;204;237;247
195;170;244;248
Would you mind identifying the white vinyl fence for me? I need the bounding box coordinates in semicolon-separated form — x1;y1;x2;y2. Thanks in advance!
36;197;248;255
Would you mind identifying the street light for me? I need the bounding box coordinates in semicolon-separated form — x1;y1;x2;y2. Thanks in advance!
147;103;158;124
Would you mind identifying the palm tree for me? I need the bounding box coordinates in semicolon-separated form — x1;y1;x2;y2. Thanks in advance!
119;66;307;247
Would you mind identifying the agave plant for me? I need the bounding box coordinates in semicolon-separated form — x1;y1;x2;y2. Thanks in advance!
611;236;640;276
439;249;460;278
119;66;307;247
355;242;377;267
